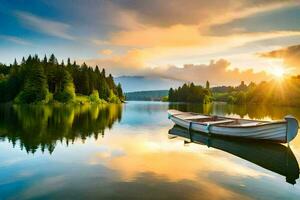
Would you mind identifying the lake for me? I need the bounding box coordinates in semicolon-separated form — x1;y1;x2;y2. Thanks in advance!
0;101;300;199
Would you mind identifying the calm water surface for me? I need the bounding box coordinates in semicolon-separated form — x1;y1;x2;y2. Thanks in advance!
0;101;300;199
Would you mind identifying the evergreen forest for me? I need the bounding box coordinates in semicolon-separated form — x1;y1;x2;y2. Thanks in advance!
0;54;124;104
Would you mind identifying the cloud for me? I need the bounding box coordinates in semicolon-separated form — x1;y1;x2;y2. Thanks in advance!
83;30;300;84
99;49;113;55
109;23;300;49
85;51;271;85
41;0;292;33
112;0;290;27
109;25;212;47
6;1;298;83
259;44;300;70
15;11;75;40
151;59;270;85
72;0;299;75
90;39;109;46
207;3;300;36
105;0;294;48
0;35;32;45
105;31;300;74
84;49;149;75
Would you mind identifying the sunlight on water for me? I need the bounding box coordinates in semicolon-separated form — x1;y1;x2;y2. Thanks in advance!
0;102;300;199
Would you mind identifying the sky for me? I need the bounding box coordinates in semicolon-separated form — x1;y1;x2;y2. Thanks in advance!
1;0;300;85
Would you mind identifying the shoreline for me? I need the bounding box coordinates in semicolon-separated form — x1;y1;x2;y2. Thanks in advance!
0;96;123;106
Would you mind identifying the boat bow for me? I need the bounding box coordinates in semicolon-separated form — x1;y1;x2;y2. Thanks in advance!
285;115;299;143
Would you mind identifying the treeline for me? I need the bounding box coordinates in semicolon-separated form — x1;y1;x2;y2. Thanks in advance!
0;54;124;104
211;81;248;93
213;78;300;106
168;82;212;103
167;78;300;106
125;90;168;101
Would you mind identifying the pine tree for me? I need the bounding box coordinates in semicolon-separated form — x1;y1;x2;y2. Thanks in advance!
13;58;18;66
206;80;210;89
43;55;47;64
17;63;48;103
67;58;71;66
21;57;25;65
101;68;105;77
53;68;75;102
116;83;124;101
49;54;57;65
168;88;174;101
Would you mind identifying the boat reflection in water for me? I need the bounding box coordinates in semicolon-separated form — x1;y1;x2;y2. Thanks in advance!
168;125;300;185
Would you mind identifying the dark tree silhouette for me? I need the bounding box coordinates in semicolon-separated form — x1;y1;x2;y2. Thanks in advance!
168;82;212;103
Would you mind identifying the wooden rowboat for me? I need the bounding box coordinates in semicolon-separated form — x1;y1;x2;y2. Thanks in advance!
168;109;299;143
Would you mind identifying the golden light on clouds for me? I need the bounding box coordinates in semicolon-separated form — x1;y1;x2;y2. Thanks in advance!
260;44;300;75
110;25;213;47
90;29;300;84
3;0;300;85
85;49;150;75
77;0;300;85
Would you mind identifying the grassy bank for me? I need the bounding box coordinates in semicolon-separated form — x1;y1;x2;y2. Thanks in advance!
9;90;122;106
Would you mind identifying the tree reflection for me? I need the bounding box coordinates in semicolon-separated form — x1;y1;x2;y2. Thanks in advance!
0;104;122;154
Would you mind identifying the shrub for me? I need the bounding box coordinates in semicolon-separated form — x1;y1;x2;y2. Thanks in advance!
54;91;74;103
89;90;101;103
108;90;120;103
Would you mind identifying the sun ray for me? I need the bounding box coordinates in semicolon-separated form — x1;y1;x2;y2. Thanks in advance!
269;66;285;79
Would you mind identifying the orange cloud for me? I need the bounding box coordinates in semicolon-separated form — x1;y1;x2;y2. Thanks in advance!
85;49;150;75
109;23;300;49
151;59;271;85
99;49;113;55
112;0;291;28
259;44;300;71
82;0;300;81
84;49;274;84
105;0;297;50
109;25;221;48
80;0;300;84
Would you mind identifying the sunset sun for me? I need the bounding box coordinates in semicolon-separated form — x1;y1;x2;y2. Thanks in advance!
271;67;285;78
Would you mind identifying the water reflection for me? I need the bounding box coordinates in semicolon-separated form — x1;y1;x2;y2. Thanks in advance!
0;104;122;153
169;125;300;185
1;101;300;199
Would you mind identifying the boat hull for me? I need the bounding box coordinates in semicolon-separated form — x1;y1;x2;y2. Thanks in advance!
169;115;288;143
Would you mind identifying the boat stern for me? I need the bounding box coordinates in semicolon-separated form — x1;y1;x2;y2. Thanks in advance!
285;115;299;143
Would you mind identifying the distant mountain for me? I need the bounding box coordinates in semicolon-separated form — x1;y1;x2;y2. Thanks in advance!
114;76;183;92
125;90;168;101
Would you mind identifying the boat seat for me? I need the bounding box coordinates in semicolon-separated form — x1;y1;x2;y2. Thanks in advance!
181;115;211;120
239;122;263;126
204;119;235;125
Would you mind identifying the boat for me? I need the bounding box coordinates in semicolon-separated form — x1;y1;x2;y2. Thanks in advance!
168;109;299;143
168;126;299;185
